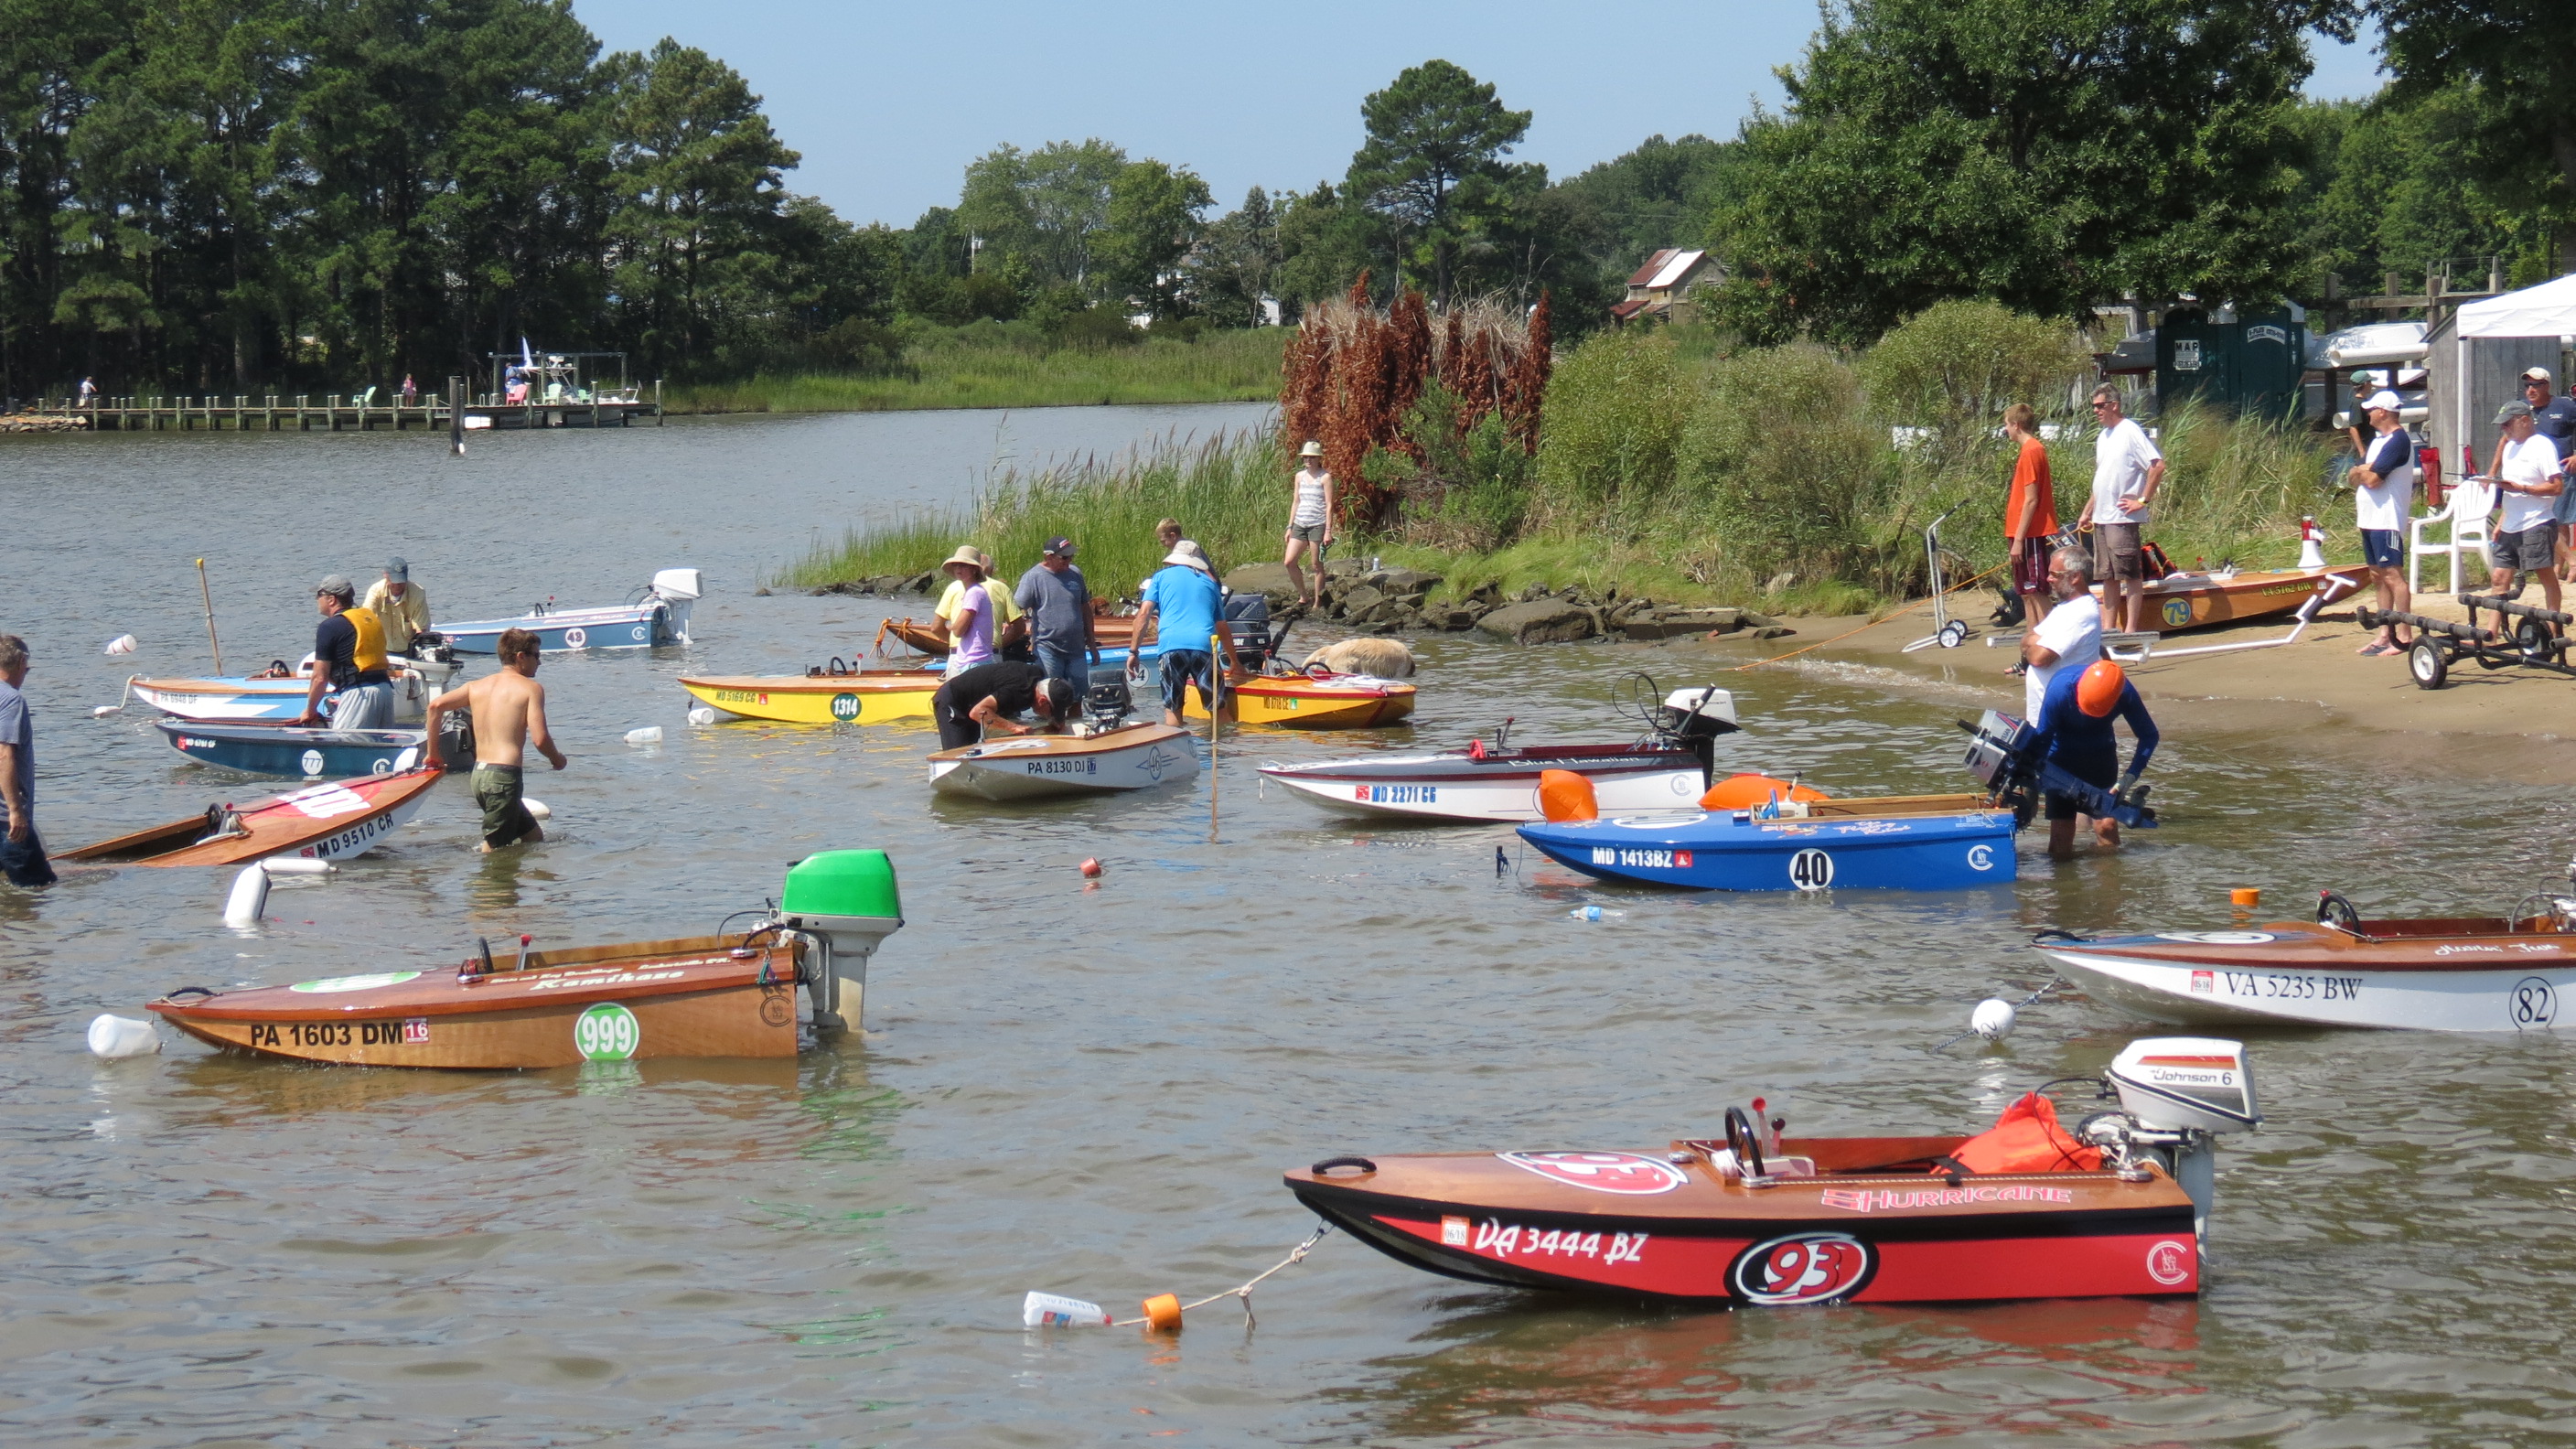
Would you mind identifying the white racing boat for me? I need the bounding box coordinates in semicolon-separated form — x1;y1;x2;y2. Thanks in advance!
2034;875;2576;1033
1260;682;1736;823
928;724;1199;801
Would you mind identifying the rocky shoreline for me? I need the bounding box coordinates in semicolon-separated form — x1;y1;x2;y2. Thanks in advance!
801;558;1794;649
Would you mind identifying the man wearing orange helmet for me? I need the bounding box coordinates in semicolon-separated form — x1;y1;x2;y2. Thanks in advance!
2031;658;2159;858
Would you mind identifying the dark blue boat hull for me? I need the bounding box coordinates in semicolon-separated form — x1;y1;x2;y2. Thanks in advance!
156;720;456;778
1518;810;2017;891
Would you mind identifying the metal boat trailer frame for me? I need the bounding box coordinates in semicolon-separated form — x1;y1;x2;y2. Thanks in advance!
2363;593;2576;689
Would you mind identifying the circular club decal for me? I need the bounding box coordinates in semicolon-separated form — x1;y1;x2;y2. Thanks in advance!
289;971;422;994
1496;1151;1688;1196
371;757;394;775
562;626;588;649
299;748;327;776
2510;976;2557;1031
1730;1233;1876;1305
2161;597;2194;628
830;692;862;721
1788;848;1834;891
2154;931;2276;945
574;1003;641;1060
2144;1239;2194;1286
1966;843;1995;872
629;625;649;641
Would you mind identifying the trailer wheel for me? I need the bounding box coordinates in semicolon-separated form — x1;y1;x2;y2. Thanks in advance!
2517;618;2557;660
1937;619;1969;649
2409;640;2448;689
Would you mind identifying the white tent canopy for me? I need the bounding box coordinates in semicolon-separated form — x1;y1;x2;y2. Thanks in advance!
2456;274;2576;340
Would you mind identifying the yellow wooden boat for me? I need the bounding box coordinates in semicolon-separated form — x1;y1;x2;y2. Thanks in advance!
1180;669;1417;728
680;670;940;724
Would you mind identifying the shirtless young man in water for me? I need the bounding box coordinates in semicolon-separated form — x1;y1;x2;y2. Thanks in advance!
424;628;565;851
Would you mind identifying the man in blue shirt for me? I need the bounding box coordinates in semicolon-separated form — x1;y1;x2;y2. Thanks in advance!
2031;658;2159;859
2522;370;2576;581
0;634;50;888
1014;535;1100;703
1130;542;1241;725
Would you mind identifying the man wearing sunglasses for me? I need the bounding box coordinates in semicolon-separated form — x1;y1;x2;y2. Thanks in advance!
2087;387;2164;633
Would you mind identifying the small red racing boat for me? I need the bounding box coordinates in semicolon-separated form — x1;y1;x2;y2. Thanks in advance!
1284;1038;2257;1307
58;768;441;867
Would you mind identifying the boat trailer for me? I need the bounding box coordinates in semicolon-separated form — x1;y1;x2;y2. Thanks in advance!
2362;592;2576;689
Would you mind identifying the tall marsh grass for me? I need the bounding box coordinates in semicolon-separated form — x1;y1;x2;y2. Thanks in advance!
670;327;1286;414
784;429;1299;599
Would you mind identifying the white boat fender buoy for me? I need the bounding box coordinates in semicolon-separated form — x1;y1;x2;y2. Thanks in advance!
91;705;121;718
625;725;662;746
523;799;551;821
102;634;137;656
87;1014;162;1058
685;706;718;726
1971;997;2017;1042
223;857;338;927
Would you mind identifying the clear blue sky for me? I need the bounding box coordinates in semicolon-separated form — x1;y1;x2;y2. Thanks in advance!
577;0;2388;229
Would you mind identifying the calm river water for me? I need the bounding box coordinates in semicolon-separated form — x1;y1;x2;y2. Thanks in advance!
4;405;2573;1447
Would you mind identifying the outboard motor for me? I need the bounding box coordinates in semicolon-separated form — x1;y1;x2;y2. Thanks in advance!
2084;1037;2259;1240
1223;590;1272;670
1960;708;2156;831
649;567;703;644
1655;686;1740;780
435;706;478;770
1084;674;1134;732
770;850;903;1031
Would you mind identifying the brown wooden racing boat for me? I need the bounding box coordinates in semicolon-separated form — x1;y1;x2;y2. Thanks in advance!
59;767;441;867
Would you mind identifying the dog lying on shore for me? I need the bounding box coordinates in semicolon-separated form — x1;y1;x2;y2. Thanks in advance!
1302;638;1417;678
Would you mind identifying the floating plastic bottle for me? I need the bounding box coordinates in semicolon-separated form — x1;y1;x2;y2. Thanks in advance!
624;726;662;746
1022;1291;1111;1328
87;1014;162;1058
102;634;137;656
685;706;718;726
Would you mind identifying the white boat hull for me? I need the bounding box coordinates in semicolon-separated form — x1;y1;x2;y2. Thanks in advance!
928;730;1199;800
1260;749;1705;823
133;661;454;725
275;778;438;861
2041;946;2576;1034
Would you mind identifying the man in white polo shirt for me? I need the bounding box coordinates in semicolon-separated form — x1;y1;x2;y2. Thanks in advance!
2488;399;2565;614
2088;386;2165;633
2348;390;2415;656
2021;545;2102;725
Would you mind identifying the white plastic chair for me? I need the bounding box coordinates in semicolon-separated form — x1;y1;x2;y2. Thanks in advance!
2411;477;2496;596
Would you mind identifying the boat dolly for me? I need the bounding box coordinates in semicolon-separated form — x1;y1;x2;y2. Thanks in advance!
2362;592;2576;689
1902;502;1977;652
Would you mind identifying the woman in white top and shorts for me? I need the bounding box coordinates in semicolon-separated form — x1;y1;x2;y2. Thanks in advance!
1284;440;1336;608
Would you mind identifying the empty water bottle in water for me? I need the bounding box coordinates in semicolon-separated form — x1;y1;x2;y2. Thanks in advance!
624;726;662;746
1021;1291;1111;1327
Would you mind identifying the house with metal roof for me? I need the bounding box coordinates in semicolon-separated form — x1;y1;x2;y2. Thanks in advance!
1610;249;1722;325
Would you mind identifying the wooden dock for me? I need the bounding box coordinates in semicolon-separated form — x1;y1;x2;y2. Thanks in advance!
5;391;662;432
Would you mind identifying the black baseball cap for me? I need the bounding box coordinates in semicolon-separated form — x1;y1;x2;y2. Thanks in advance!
1043;536;1077;558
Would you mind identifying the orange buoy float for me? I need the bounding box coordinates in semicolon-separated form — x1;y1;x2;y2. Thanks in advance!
1537;769;1599;822
1141;1293;1183;1332
2230;886;2260;907
1699;773;1830;811
1080;857;1103;878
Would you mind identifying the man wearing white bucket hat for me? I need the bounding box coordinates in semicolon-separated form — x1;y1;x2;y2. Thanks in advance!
2348;390;2415;657
1284;439;1336;610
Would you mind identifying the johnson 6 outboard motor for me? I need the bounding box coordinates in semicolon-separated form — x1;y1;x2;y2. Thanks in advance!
2083;1037;2260;1240
1960;709;2157;831
1084;674;1134;732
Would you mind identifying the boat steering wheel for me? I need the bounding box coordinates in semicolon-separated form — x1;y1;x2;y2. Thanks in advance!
1723;1105;1766;1180
2317;891;2362;932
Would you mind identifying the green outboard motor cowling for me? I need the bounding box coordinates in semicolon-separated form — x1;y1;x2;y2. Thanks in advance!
779;851;903;1029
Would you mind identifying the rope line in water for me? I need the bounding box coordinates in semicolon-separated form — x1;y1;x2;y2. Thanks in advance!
1111;1222;1332;1327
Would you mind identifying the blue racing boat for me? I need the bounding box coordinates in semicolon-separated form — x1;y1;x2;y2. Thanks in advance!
1519;802;2018;892
156;719;472;778
437;568;701;653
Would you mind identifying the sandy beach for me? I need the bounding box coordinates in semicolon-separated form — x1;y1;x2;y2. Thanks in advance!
1687;583;2576;781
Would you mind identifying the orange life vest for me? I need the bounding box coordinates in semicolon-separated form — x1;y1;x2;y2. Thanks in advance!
1941;1090;2103;1175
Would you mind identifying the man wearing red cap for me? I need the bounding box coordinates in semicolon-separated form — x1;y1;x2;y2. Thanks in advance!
2031;658;2159;858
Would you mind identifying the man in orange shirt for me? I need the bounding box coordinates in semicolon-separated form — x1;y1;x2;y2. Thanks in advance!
2003;403;2056;632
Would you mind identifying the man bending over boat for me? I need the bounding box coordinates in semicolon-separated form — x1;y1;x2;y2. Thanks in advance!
2031;659;2158;859
930;660;1078;748
424;628;565;852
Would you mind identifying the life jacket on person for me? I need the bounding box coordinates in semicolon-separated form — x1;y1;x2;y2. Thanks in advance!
1937;1090;2103;1175
343;606;390;679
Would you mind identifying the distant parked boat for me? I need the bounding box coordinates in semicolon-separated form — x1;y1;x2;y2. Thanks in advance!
436;569;700;653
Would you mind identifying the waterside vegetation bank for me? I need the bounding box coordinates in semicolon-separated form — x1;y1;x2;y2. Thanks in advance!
788;301;2342;627
664;326;1285;414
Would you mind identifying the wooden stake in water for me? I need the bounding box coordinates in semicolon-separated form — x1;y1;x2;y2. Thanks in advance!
195;558;225;675
1208;629;1222;843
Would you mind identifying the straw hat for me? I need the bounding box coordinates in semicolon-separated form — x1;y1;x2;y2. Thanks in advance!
1161;541;1213;573
1300;440;1325;457
942;545;986;575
